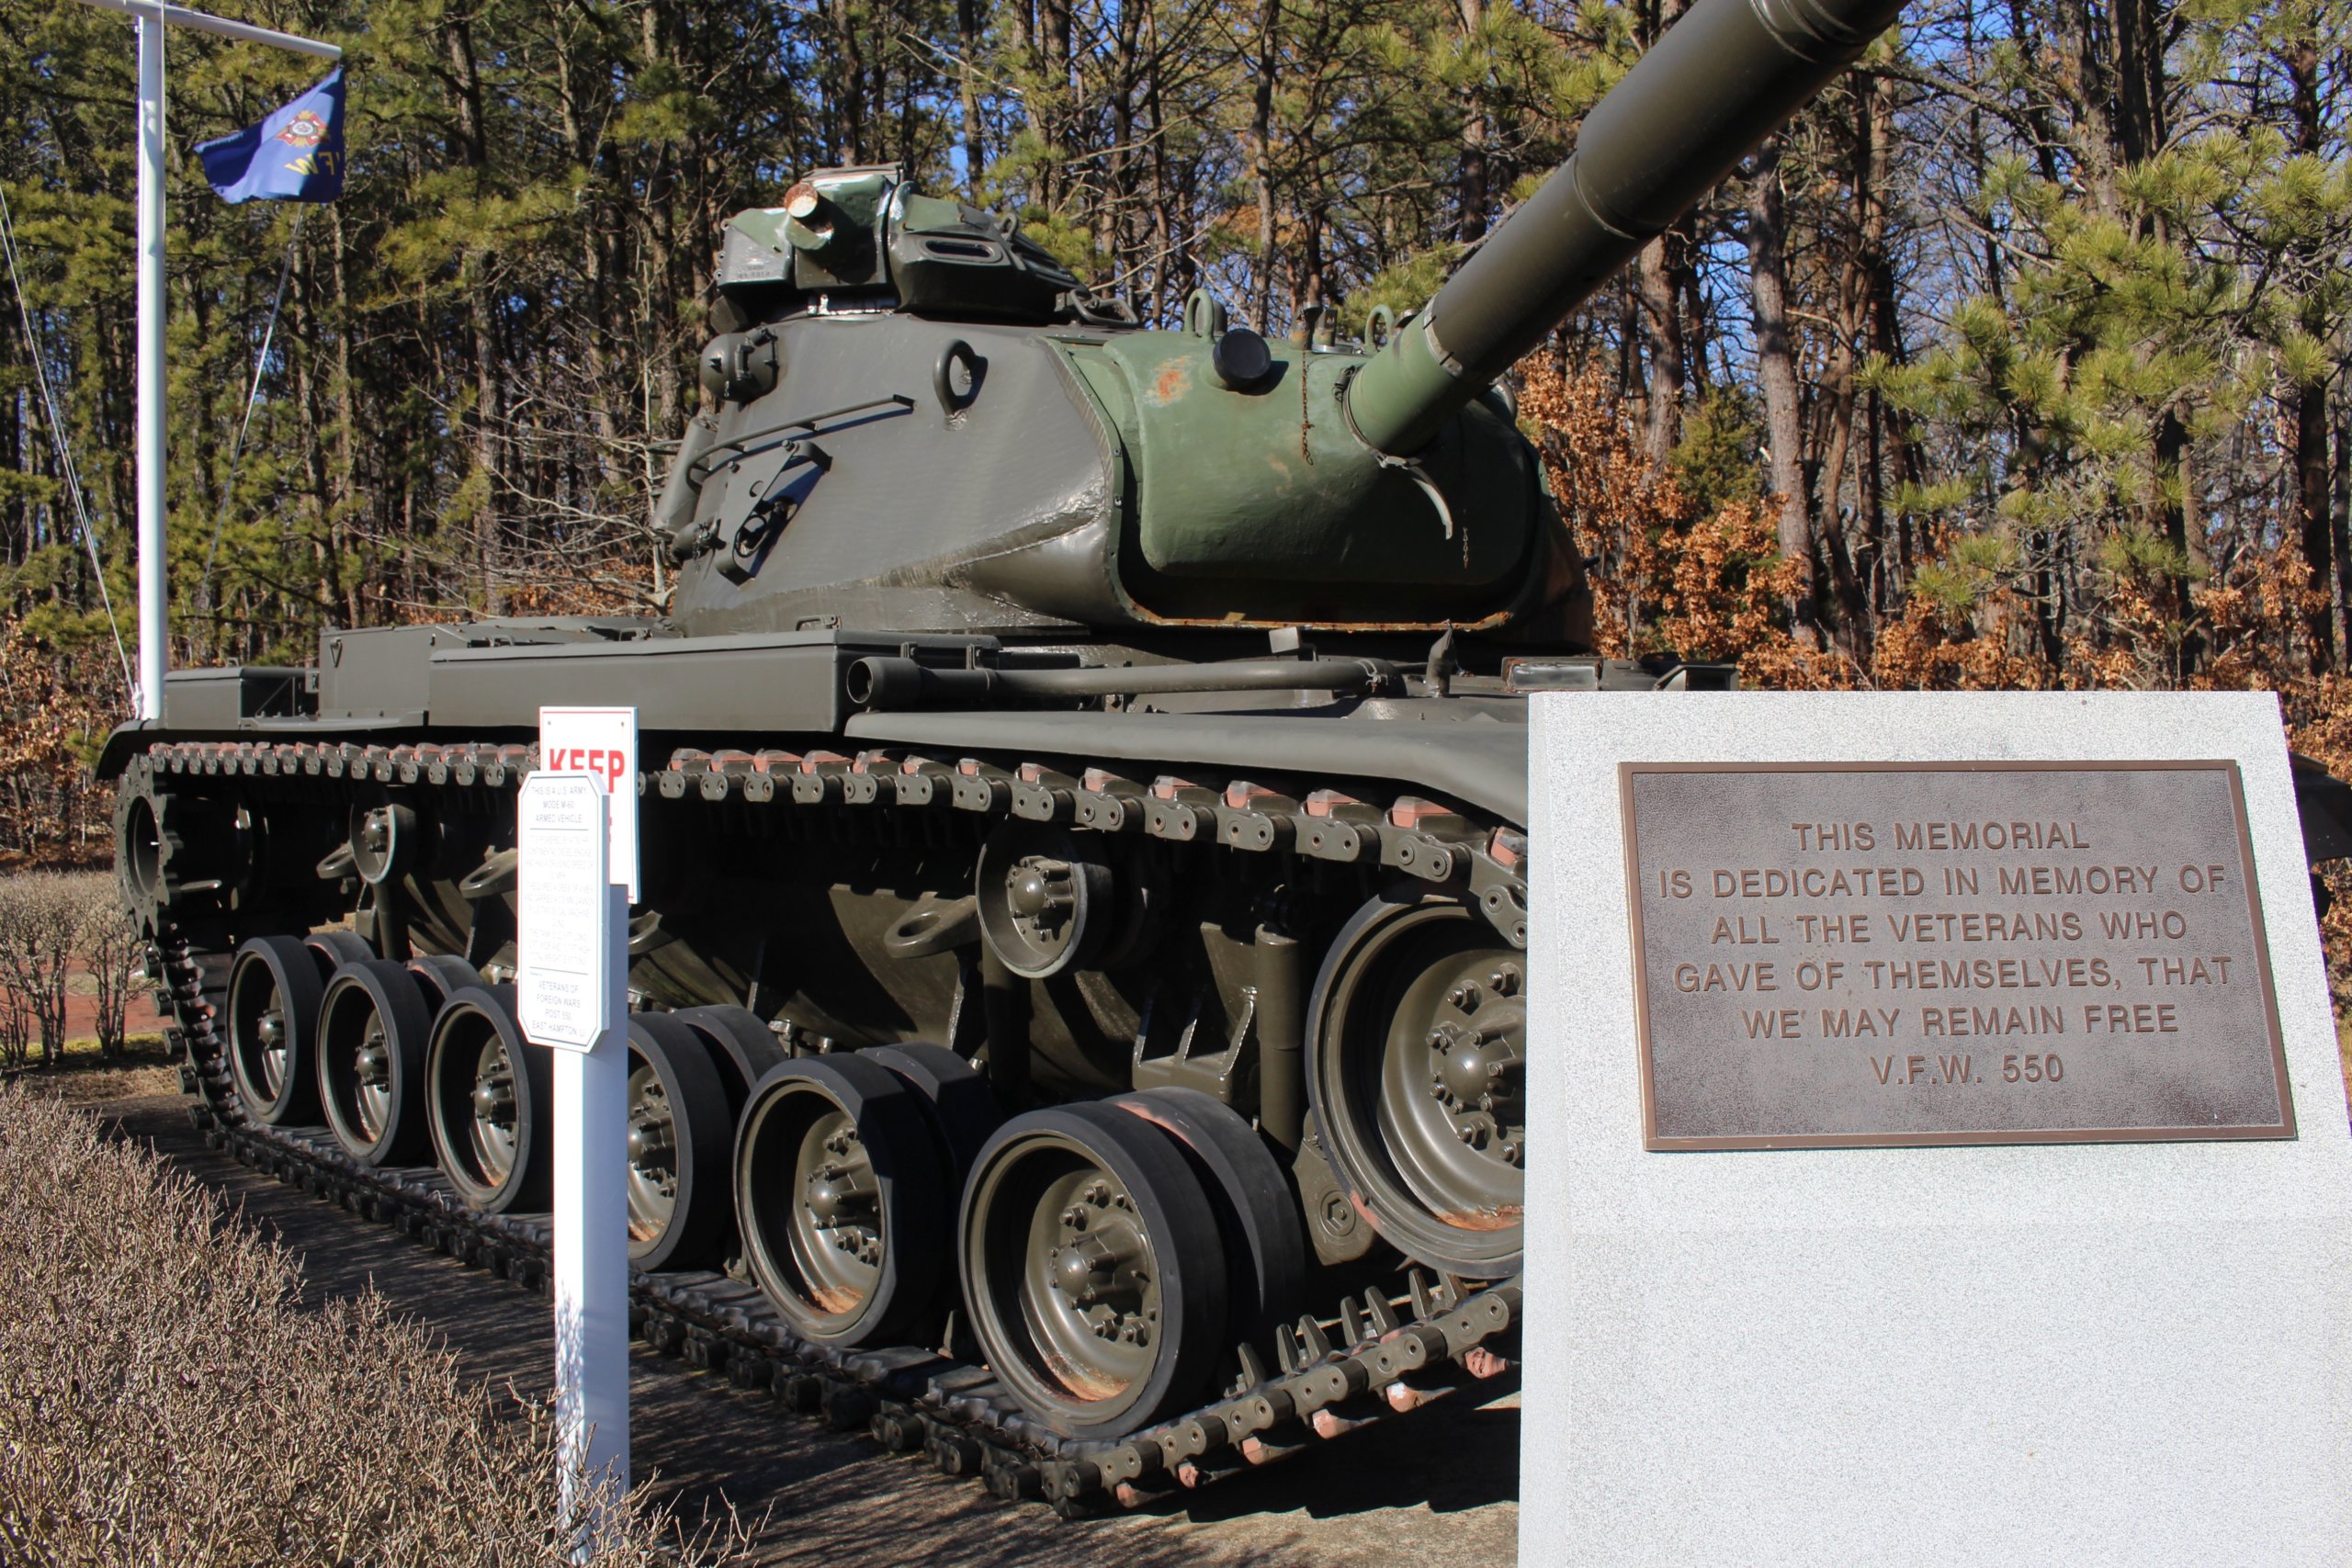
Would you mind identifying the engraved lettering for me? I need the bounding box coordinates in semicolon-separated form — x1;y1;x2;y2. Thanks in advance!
1625;761;2288;1148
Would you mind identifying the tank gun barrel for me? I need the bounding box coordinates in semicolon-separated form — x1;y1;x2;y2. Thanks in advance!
1345;0;1906;457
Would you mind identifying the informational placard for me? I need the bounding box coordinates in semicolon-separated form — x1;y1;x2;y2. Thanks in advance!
539;705;639;900
516;773;611;1051
1521;692;2352;1568
1621;760;2291;1148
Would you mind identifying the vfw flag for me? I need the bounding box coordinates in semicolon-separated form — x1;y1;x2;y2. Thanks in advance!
196;68;345;203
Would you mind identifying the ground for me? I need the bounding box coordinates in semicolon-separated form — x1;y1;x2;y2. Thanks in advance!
72;1079;1519;1567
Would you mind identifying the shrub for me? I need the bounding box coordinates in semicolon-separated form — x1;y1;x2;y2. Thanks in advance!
0;1087;745;1566
69;874;139;1058
0;874;83;1066
0;873;138;1065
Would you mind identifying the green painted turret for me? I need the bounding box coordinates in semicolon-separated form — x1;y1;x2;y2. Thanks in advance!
658;0;1907;648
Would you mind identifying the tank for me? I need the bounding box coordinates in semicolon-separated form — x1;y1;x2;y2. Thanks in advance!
111;0;2275;1503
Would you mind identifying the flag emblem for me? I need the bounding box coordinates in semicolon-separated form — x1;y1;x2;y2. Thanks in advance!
275;109;330;150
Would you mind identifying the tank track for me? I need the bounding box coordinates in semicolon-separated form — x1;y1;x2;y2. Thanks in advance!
138;733;1527;1517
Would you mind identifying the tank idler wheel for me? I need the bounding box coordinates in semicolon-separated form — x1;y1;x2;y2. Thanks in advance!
673;1004;786;1118
1306;892;1526;1279
1107;1086;1306;1351
319;958;437;1167
736;1055;949;1346
862;1043;1001;1189
624;1013;736;1270
404;955;483;1013
424;985;550;1213
225;935;328;1125
958;1103;1229;1440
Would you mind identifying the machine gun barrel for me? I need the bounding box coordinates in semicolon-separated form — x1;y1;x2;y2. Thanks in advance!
1344;0;1906;457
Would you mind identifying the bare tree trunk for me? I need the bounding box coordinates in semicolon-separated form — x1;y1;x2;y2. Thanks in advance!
446;19;503;614
1747;137;1815;640
958;0;986;193
2284;31;2334;671
1456;0;1488;243
1250;0;1281;330
2333;397;2352;665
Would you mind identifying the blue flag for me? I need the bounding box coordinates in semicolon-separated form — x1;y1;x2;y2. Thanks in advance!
197;69;345;204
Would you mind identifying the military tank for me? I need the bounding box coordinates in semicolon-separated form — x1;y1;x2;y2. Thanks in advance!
112;0;2336;1510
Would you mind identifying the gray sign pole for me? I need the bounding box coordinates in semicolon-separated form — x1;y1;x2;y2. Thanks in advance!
520;709;637;1555
66;0;339;721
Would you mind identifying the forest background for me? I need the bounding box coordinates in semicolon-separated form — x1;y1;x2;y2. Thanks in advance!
0;0;2347;965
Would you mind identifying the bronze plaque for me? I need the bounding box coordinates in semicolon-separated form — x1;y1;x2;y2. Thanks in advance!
1621;761;2294;1150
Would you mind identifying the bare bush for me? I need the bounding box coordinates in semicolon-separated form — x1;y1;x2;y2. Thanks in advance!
0;1088;749;1567
0;874;83;1065
0;973;25;1068
67;874;140;1057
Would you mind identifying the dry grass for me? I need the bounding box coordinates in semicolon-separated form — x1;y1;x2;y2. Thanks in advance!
4;1039;178;1103
0;1086;749;1567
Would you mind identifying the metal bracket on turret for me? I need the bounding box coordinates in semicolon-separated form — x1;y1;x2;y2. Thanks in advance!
677;438;831;583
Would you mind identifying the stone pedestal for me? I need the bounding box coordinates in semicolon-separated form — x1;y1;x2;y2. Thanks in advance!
1521;692;2352;1566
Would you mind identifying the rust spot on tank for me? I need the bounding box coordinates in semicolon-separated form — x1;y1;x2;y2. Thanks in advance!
1148;360;1193;405
1385;1381;1432;1413
1435;1204;1523;1233
808;1282;866;1314
1463;1347;1512;1380
1045;1349;1130;1403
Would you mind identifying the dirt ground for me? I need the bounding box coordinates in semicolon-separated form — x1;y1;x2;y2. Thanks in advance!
93;1091;1520;1568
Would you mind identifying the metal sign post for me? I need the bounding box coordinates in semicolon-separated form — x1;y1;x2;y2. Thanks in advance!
519;705;638;1552
66;0;340;721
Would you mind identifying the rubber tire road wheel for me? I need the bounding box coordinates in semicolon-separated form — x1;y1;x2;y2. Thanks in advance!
424;985;550;1213
1108;1086;1306;1352
735;1055;948;1347
863;1043;1001;1190
624;1013;736;1271
958;1102;1229;1441
673;1004;785;1119
404;954;482;1012
1305;891;1525;1280
305;930;375;976
226;935;327;1125
318;958;436;1167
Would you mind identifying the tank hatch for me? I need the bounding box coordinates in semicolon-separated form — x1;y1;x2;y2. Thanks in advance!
718;165;1131;328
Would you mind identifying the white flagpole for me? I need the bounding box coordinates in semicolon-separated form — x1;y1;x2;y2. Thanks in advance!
133;11;164;719
72;0;339;721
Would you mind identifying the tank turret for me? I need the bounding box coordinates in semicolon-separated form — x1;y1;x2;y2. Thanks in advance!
656;0;1905;649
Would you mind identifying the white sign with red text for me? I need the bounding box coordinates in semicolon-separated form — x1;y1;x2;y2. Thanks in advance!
538;705;639;901
516;773;612;1051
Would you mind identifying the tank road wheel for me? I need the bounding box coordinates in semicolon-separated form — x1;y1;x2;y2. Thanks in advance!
425;986;550;1213
958;1103;1228;1440
225;936;327;1125
1306;892;1526;1279
673;1004;786;1119
863;1043;1001;1187
319;959;437;1166
404;955;483;1014
305;931;376;975
622;1014;735;1270
1108;1086;1306;1350
735;1055;949;1346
